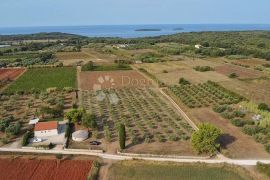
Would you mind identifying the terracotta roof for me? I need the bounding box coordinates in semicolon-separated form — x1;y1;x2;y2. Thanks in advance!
34;121;58;131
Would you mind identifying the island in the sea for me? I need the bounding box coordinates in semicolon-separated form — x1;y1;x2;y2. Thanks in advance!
174;28;184;31
135;29;161;32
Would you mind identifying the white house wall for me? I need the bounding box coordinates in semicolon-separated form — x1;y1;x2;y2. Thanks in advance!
35;129;58;137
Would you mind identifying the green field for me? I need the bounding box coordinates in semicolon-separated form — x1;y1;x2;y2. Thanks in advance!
5;67;76;93
108;161;250;180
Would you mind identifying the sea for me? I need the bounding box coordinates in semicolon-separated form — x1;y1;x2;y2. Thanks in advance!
0;24;270;38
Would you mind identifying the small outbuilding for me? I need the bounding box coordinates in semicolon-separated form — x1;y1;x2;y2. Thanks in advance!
29;118;39;125
72;130;89;142
34;121;59;137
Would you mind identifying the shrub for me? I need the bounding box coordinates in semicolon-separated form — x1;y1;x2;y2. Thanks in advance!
230;119;245;127
191;123;222;154
179;78;190;85
0;119;10;132
193;66;214;72
22;131;33;146
265;144;270;154
82;113;97;129
242;125;256;136
88;161;100;180
232;110;246;118
55;154;63;159
258;103;270;112
213;105;228;113
254;133;268;144
256;162;270;177
5;122;21;136
229;73;238;78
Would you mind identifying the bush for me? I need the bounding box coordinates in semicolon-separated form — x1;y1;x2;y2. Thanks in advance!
213;105;228;113
230;119;245;127
256;162;270;177
265;144;270;154
22;131;33;146
191;123;222;154
254;133;268;144
162;70;168;73
193;66;214;72
258;103;270;112
179;78;190;85
88;161;100;180
82;113;97;129
55;154;63;159
0;119;10;132
229;73;238;78
242;125;256;136
5;122;21;136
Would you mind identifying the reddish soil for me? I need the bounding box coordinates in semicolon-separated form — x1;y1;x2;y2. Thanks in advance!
79;70;153;90
0;158;92;180
0;68;25;81
190;108;270;159
215;65;262;79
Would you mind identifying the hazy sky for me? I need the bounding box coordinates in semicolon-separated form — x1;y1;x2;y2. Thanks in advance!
0;0;269;27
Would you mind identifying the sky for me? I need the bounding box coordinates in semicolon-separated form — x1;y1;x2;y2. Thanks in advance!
0;0;269;27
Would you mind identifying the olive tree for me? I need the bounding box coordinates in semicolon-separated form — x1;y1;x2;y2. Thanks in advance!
191;123;222;155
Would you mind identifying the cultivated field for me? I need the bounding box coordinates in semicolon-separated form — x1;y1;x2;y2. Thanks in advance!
78;87;195;154
0;68;25;81
169;81;244;108
5;67;76;93
79;70;153;90
0;158;92;180
108;161;251;180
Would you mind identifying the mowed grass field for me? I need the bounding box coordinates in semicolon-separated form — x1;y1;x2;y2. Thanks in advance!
5;67;76;93
108;161;251;180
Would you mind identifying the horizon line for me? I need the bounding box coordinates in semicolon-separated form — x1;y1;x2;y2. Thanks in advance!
1;23;270;28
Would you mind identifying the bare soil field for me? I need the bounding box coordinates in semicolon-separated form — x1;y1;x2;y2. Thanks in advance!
56;48;113;65
79;70;153;90
134;61;231;85
124;141;195;155
56;51;90;60
0;68;25;80
215;65;264;79
220;78;270;106
189;108;270;159
0;158;92;180
230;58;268;67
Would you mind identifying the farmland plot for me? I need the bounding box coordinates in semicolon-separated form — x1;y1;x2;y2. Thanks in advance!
80;70;153;90
0;68;25;81
0;158;92;180
5;67;76;93
81;88;194;151
169;81;244;108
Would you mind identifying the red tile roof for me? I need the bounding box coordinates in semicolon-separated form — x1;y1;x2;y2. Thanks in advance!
34;121;58;131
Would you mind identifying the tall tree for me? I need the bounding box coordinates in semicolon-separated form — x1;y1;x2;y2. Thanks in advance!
119;124;126;150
